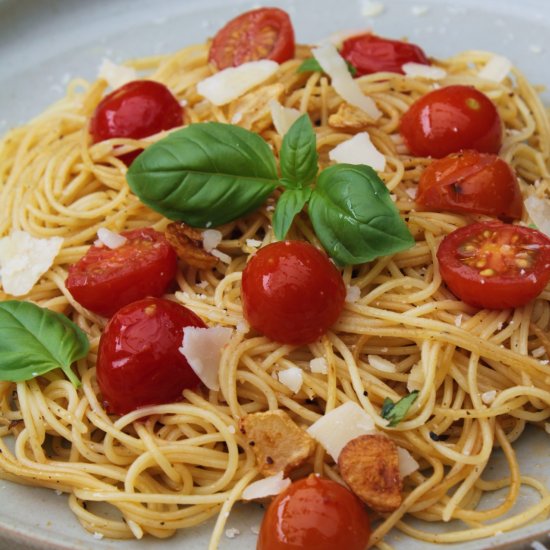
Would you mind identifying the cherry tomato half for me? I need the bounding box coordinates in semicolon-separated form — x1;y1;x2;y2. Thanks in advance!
241;241;346;345
417;150;523;220
97;297;205;415
66;228;177;317
208;7;295;69
90;80;183;164
437;221;550;309
340;33;430;76
400;85;502;158
257;474;371;550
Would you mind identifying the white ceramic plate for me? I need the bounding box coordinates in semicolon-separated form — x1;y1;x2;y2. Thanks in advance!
1;0;550;548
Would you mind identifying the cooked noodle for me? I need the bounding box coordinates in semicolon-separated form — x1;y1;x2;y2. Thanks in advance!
1;39;550;549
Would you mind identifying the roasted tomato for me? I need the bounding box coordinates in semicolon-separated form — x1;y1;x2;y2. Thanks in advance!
208;7;295;69
66;228;177;317
257;474;371;550
241;241;346;345
400;85;502;158
437;221;550;309
97;297;205;415
90;80;183;164
340;33;430;76
417;150;523;220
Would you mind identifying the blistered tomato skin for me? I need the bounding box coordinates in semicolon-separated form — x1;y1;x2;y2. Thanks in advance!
208;7;295;69
257;475;371;550
97;297;206;415
90;80;183;164
241;241;346;345
341;33;430;76
437;221;550;310
417;150;523;220
400;85;502;158
66;228;177;317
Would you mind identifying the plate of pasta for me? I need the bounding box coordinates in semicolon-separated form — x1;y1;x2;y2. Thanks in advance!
1;0;550;549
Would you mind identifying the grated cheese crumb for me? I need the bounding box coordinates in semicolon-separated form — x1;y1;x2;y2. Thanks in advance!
225;528;240;539
454;314;463;327
310;357;328;374
202;229;223;252
277;367;303;393
345;284;361;303
92;532;104;540
481;390;497;405
246;238;263;248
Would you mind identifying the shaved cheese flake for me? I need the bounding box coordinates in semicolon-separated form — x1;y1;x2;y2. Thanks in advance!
269;99;301;136
361;0;385;17
309;357;328;374
402;62;447;80
397;447;419;477
242;471;291;501
245;238;263;248
179;326;233;390
368;354;397;373
0;231;63;296
97;228;127;249
312;42;382;120
329;132;386;171
478;55;512;83
98;59;137;89
197;60;279;106
277;367;303;393
345;285;361;303
307;401;377;461
211;249;232;264
202;229;223;252
524;195;550;236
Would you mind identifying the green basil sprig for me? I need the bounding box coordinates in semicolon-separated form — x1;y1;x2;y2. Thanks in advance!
0;301;89;386
126;115;414;265
298;57;357;77
381;391;419;427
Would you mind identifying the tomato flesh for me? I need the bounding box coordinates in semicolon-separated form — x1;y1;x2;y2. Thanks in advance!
90;80;183;164
417;150;522;220
66;228;177;317
400;85;502;158
208;8;295;69
257;474;371;550
341;33;430;76
97;297;205;415
437;221;550;309
241;241;346;345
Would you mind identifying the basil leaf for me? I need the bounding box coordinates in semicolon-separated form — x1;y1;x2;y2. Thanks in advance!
279;114;318;188
297;58;323;73
273;188;312;240
381;391;419;427
297;57;357;76
0;301;89;386
127;122;279;227
308;164;415;265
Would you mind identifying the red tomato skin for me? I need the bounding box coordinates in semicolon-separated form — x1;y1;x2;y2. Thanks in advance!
341;33;430;76
97;297;205;415
437;221;550;309
208;8;295;69
66;228;178;317
257;474;371;550
417;150;523;220
400;85;502;158
90;80;183;164
241;241;346;345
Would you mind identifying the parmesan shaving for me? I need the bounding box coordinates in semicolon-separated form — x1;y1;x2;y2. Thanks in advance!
345;284;361;303
98;59;137;90
0;231;63;296
241;472;291;501
397;447;419;477
312;42;382;120
478;55;512;83
524;195;550;236
403;62;447;80
277;367;303;393
269;99;301;136
329;132;386;170
309;357;328;374
197;60;279;106
96;228;127;249
179;326;233;390
202;229;223;252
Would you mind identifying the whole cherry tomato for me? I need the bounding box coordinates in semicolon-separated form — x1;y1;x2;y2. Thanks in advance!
241;241;346;345
341;33;430;76
97;297;205;415
417;150;523;220
400;85;502;158
208;7;295;69
257;474;371;550
90;80;183;164
437;221;550;309
66;228;177;317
